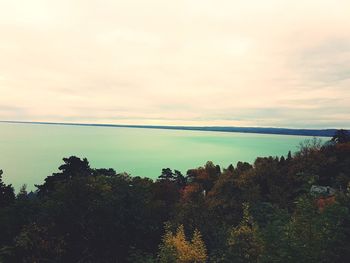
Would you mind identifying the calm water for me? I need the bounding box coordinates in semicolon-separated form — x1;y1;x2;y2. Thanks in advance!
0;123;327;191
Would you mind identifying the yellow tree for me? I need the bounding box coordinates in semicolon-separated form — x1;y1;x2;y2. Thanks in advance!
226;203;263;263
190;229;208;262
158;224;208;263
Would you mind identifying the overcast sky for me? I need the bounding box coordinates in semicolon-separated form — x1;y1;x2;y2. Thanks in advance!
0;0;349;128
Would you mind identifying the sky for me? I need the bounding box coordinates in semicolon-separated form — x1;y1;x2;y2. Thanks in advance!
0;0;349;128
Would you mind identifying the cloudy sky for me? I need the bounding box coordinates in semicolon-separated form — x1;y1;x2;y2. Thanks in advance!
0;0;349;128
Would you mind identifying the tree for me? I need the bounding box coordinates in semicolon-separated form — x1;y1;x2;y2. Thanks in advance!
1;142;350;262
158;224;177;263
159;168;174;181
93;168;117;177
186;161;220;193
284;195;350;263
225;203;263;263
36;156;92;196
174;170;187;187
159;168;186;187
0;223;66;262
158;224;208;263
0;170;15;207
17;184;28;201
332;129;350;144
297;137;322;157
190;229;208;262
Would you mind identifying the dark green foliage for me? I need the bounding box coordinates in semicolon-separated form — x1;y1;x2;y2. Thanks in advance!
35;156;92;196
224;203;264;263
0;130;350;262
158;168;186;187
332;129;350;144
159;168;174;181
0;170;15;208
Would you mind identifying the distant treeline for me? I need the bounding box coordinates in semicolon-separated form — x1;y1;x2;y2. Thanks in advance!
0;130;350;262
1;120;346;137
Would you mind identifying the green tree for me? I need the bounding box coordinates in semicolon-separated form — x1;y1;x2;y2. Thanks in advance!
159;168;175;181
225;203;263;263
36;156;92;196
284;195;350;263
0;170;15;208
332;129;350;144
1;223;66;263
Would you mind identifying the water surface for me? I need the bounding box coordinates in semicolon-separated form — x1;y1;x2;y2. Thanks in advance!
0;123;327;190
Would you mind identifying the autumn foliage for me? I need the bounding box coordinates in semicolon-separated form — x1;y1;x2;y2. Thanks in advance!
0;131;350;262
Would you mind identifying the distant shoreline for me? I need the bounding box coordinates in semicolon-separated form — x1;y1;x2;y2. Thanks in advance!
0;120;342;137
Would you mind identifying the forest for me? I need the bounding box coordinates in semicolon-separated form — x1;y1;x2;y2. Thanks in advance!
0;130;350;262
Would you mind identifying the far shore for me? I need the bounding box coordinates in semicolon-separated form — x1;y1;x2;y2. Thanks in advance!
0;120;343;137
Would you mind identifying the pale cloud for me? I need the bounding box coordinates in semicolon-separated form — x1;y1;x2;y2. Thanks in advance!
0;0;349;128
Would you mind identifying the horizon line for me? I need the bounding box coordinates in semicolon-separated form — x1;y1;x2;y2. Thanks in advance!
0;120;344;137
0;119;342;130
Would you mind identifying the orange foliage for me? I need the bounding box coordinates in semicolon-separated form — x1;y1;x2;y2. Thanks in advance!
335;142;350;154
181;183;201;201
316;196;336;212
